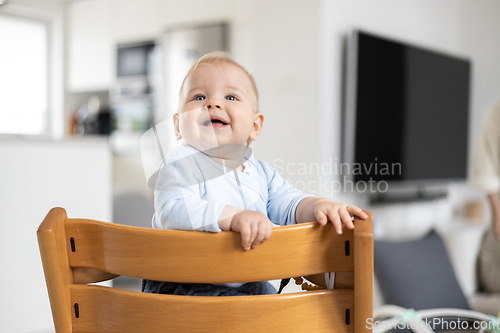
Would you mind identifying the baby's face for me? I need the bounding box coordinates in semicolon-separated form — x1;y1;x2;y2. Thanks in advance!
174;63;263;152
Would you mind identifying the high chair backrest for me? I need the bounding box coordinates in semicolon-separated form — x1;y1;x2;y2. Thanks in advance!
37;207;373;333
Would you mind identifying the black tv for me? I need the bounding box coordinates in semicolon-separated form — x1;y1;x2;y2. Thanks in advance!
343;30;471;189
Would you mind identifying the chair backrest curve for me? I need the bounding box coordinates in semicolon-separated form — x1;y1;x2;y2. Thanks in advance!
38;207;373;333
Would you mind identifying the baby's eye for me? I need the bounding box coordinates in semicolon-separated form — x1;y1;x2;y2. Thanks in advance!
194;95;205;101
226;95;237;101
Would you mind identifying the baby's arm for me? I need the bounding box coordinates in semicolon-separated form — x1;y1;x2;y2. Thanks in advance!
295;197;367;234
218;206;273;250
217;205;243;230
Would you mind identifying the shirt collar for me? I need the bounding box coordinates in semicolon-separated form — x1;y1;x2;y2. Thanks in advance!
182;143;254;175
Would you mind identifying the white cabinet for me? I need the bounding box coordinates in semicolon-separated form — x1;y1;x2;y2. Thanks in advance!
68;0;114;92
66;0;237;93
67;0;166;93
0;139;112;332
109;0;162;42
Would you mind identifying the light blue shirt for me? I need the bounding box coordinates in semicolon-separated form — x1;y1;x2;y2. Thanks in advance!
152;143;312;232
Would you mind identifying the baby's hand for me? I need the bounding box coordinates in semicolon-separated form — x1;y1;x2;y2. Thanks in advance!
230;210;273;250
312;198;367;234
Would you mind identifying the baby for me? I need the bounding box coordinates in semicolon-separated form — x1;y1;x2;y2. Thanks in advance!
143;51;367;296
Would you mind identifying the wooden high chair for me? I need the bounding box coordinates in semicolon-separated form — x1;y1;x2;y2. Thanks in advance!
37;207;373;333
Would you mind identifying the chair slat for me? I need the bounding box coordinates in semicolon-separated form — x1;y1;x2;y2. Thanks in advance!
354;214;374;333
71;285;354;333
73;268;119;284
66;220;354;283
37;207;73;333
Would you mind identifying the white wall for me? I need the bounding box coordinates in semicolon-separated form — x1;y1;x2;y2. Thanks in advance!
251;0;320;183
0;139;112;333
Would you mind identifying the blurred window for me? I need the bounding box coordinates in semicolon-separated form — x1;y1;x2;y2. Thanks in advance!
0;15;48;135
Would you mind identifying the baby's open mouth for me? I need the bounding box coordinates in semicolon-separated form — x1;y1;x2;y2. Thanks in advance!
201;116;229;127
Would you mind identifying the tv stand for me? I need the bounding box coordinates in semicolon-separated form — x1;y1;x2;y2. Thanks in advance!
369;187;448;205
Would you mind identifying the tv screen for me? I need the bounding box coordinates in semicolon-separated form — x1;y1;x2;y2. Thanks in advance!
345;30;471;184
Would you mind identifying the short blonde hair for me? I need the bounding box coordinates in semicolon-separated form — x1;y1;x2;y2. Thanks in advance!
178;51;259;112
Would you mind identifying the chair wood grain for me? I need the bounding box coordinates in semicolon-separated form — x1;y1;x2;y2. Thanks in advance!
71;285;354;333
37;207;73;333
354;211;374;333
65;218;354;284
38;207;373;333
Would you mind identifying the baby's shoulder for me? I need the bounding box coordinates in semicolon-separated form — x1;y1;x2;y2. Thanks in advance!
248;159;279;180
157;144;206;182
158;144;205;168
163;144;198;162
250;159;269;170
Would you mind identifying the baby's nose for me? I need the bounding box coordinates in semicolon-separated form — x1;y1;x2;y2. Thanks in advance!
206;99;222;109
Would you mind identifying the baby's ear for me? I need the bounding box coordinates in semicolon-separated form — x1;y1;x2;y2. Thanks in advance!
249;113;264;141
173;113;182;140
